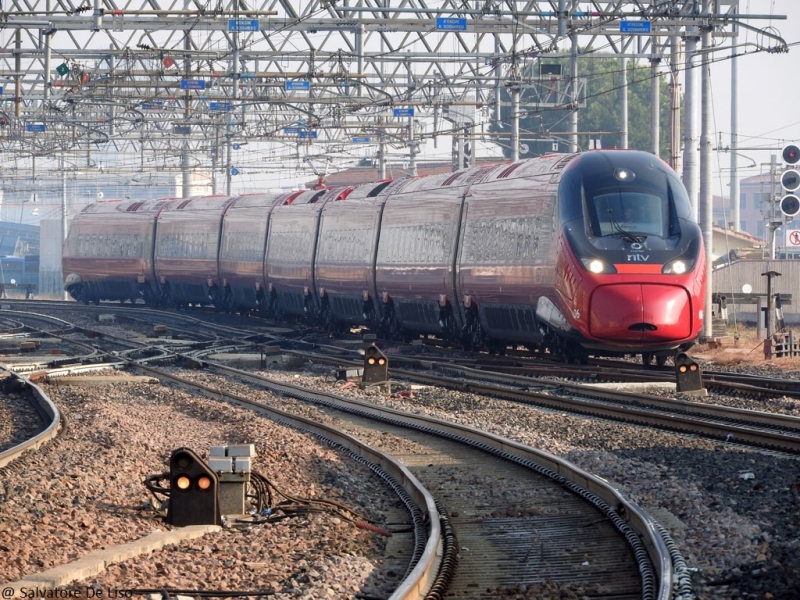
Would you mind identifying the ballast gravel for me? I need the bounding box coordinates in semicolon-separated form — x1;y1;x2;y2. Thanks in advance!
1;349;798;600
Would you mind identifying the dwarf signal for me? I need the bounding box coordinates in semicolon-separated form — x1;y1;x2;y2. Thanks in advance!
167;447;221;527
675;353;705;395
363;344;389;384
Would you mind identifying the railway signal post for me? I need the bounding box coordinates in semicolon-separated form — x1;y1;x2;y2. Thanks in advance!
780;144;800;219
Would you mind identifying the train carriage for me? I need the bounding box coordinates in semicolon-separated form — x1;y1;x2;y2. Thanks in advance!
456;158;564;350
218;192;296;312
374;173;468;340
314;180;393;329
153;195;236;307
265;187;353;319
62;199;172;305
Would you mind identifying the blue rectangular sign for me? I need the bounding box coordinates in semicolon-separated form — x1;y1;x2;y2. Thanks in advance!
393;108;415;117
210;101;232;111
141;101;163;110
181;79;205;90
0;86;3;94
352;137;371;143
285;81;310;91
620;21;651;34
436;17;467;31
298;131;318;139
228;19;259;32
284;127;302;134
26;123;45;132
239;73;256;79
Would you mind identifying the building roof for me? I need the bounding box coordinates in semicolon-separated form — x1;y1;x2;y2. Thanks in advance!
711;224;763;260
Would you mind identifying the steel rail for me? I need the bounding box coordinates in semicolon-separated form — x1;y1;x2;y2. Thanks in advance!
279;348;800;453
125;360;441;600
148;355;675;600
0;368;61;469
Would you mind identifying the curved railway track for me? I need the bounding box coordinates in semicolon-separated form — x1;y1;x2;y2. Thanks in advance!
0;368;62;469
0;304;683;598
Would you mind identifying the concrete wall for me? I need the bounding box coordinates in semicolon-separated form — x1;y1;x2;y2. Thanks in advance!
38;219;65;299
713;258;800;326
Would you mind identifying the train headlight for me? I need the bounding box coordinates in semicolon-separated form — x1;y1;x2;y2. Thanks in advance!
614;167;636;182
580;258;617;274
662;259;693;274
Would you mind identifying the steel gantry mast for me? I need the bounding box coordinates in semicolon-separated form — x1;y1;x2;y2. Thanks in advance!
0;3;786;210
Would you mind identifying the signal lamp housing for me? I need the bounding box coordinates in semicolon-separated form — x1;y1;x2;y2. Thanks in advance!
780;194;800;218
167;447;220;527
675;353;705;394
363;344;389;384
782;144;800;165
781;168;800;192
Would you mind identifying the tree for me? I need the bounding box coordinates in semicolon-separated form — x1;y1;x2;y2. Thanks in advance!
491;54;675;159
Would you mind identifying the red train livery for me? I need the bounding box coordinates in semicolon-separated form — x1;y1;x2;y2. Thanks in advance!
63;150;706;363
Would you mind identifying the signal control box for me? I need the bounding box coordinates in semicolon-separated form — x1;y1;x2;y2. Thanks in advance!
208;444;256;516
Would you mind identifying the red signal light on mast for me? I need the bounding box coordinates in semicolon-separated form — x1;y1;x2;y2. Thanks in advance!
782;144;800;165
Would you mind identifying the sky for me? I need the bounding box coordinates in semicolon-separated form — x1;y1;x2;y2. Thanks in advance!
707;0;800;198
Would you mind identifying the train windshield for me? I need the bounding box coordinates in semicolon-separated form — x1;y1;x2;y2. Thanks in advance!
558;152;693;240
589;191;668;237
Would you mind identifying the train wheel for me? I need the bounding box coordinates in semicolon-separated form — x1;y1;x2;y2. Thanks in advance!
460;306;484;351
487;339;506;355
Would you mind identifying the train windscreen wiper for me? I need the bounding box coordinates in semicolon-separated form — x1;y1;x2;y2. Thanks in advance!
609;217;646;244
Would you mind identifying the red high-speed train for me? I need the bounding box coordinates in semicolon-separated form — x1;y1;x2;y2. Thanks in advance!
62;150;706;363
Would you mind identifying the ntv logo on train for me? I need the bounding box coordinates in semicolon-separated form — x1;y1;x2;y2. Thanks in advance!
626;242;648;262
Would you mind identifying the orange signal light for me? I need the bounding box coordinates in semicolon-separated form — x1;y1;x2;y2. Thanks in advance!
176;475;191;490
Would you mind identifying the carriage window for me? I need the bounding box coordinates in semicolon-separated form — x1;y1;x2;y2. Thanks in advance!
589;191;669;238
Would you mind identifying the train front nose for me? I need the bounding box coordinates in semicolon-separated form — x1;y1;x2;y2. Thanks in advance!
589;284;693;342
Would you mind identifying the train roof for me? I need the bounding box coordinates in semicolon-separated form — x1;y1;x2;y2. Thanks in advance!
78;198;173;215
157;194;237;212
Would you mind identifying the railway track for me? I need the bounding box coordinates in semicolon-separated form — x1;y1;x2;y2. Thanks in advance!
0;368;62;469
1;305;681;598
6;302;800;455
264;347;800;455
122;359;674;599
